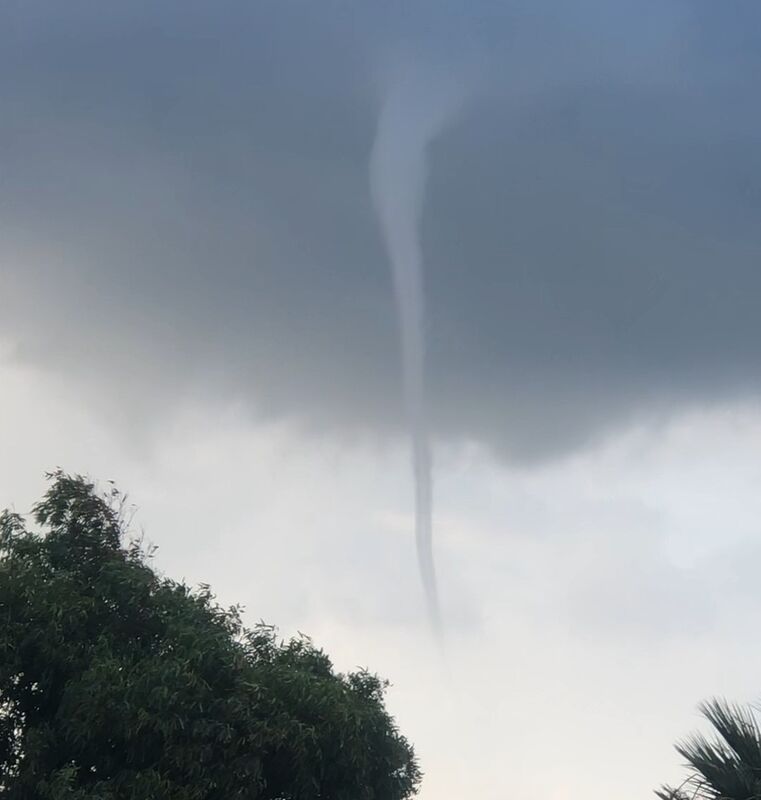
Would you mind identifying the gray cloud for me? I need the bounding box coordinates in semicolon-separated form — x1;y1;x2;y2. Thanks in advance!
4;1;761;459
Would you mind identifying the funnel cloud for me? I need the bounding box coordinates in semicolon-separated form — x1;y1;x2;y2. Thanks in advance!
370;65;465;633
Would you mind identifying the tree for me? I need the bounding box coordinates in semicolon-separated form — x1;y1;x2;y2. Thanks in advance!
657;698;761;800
0;471;421;800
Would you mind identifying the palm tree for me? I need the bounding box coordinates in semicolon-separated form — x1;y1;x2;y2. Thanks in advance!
658;699;761;800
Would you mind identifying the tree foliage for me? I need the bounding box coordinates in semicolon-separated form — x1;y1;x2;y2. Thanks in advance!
657;698;761;800
0;471;420;799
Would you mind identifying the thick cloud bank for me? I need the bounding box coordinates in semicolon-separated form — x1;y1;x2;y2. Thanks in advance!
3;1;761;459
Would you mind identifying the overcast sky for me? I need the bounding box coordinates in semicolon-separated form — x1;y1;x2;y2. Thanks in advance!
3;3;761;799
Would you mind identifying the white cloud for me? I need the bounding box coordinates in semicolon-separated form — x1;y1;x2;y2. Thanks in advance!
2;350;761;799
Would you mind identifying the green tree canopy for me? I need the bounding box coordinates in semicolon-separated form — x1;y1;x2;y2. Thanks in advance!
657;698;761;800
0;471;420;800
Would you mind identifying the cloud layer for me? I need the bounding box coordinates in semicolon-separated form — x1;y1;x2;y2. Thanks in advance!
5;351;761;800
4;2;761;459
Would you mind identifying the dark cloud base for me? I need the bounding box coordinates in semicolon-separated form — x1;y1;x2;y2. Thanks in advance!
4;1;761;459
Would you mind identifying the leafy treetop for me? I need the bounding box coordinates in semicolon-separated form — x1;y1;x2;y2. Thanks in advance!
0;470;420;800
657;698;761;800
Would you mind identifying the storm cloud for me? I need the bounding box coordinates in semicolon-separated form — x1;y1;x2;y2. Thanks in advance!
3;1;761;459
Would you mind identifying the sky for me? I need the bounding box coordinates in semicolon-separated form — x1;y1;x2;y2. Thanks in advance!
3;2;761;798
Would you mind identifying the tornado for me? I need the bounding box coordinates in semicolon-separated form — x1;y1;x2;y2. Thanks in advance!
369;66;463;634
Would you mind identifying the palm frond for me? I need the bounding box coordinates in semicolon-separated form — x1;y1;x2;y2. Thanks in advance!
657;698;761;800
700;699;761;775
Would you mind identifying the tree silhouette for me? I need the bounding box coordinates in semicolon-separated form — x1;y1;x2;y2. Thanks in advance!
658;699;761;800
0;470;420;799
